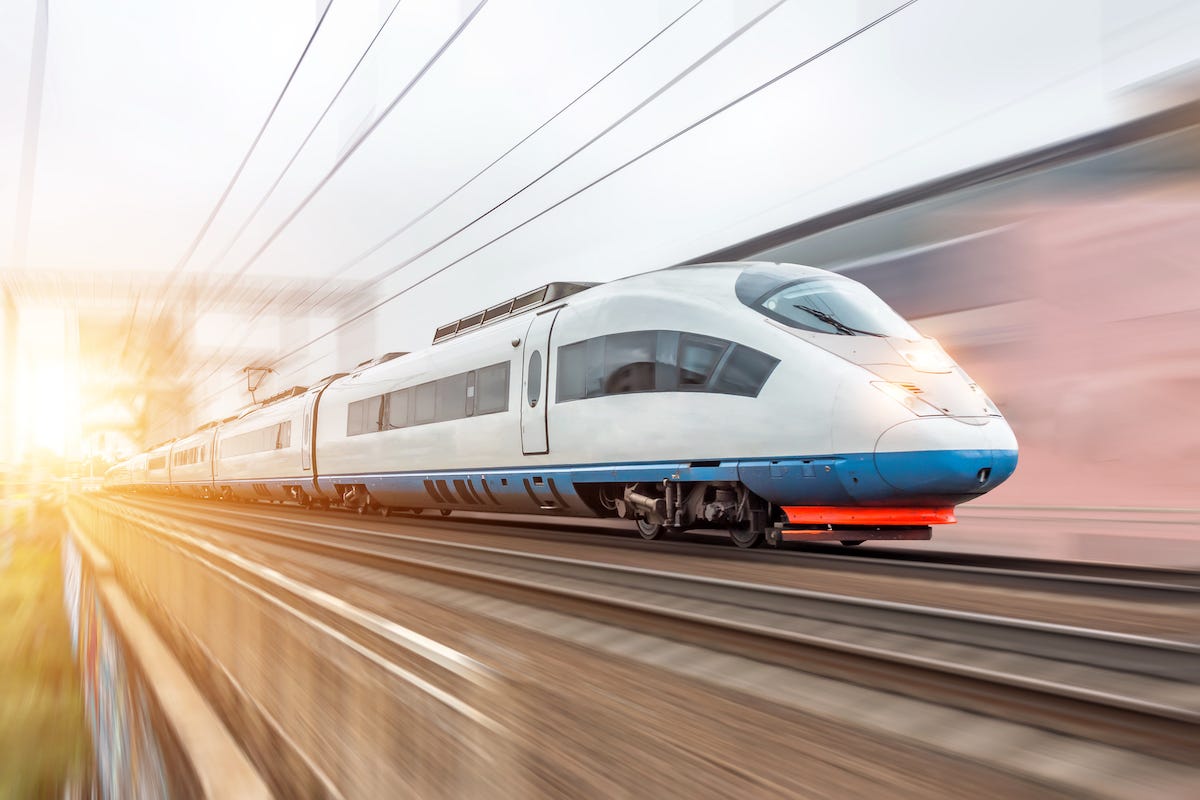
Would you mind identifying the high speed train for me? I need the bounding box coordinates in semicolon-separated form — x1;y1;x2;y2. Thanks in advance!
105;262;1018;547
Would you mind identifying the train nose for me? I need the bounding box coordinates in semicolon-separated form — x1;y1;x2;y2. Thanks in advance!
872;416;1018;495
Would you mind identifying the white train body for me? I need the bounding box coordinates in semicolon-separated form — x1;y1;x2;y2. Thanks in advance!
110;263;1018;545
167;427;216;498
212;389;311;503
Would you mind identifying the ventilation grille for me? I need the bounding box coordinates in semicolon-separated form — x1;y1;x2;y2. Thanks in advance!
432;282;598;344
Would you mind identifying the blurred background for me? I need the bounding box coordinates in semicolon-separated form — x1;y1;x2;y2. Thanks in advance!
4;2;1200;797
4;0;1198;558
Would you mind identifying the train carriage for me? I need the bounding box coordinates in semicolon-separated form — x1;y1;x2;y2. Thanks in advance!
110;262;1018;548
212;388;311;504
310;263;1016;545
167;424;217;499
143;443;173;495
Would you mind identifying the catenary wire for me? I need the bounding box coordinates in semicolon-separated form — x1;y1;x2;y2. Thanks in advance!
139;0;337;348
171;0;782;397
302;0;710;302
150;0;919;435
168;0;710;398
264;0;920;371
144;0;490;385
194;0;411;306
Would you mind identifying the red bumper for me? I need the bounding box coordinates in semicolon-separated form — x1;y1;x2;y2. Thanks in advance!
780;506;956;526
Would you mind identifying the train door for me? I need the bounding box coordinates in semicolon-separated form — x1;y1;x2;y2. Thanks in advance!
520;308;560;455
206;429;217;484
300;391;318;470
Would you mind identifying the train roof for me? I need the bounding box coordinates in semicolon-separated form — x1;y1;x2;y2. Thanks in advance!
432;281;597;345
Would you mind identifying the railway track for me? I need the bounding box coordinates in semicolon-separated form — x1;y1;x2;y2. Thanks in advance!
131;492;1200;605
93;493;1200;765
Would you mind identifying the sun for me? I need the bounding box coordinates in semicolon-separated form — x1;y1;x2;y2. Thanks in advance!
26;362;80;456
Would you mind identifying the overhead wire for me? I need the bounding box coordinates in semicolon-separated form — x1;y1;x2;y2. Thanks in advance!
297;0;710;304
139;0;337;345
157;0;920;434
357;0;781;287
169;0;709;397
264;0;920;370
201;0;490;309
194;0;411;304
146;0;490;385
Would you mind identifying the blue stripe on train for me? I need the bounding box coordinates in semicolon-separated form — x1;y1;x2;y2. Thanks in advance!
310;448;1018;514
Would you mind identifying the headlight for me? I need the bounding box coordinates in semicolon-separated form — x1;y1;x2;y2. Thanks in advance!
898;346;954;373
872;381;944;416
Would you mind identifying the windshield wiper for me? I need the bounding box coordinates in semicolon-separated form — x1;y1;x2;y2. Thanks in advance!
792;304;883;336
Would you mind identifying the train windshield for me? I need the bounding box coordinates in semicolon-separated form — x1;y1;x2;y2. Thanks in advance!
743;275;920;339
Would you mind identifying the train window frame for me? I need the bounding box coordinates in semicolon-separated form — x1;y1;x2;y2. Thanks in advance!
344;362;515;436
556;341;587;402
710;344;780;397
584;337;606;399
677;333;729;390
555;329;777;403
435;373;470;422
346;398;367;436
527;351;543;407
603;331;657;395
739;271;920;340
475;362;510;415
414;382;437;425
386;389;411;429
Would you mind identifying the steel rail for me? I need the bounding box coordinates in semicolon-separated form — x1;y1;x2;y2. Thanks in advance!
94;494;1200;764
130;493;1200;602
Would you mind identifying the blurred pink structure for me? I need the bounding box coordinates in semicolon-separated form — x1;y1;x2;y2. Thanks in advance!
916;179;1200;564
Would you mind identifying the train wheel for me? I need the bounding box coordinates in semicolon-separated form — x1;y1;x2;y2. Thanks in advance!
440;509;452;517
729;526;762;549
635;519;664;540
840;540;865;547
411;508;424;515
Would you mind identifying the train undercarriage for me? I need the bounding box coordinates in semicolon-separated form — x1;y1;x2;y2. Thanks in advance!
202;478;931;549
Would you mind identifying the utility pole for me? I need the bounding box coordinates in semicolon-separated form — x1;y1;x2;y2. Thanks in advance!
12;0;50;269
2;290;17;530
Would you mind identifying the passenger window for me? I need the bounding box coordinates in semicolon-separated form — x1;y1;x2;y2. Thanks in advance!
476;362;509;414
387;389;410;428
556;342;586;402
414;382;436;424
678;333;728;388
364;395;383;433
584;337;606;399
711;345;779;397
604;331;657;394
654;331;680;391
527;351;542;407
435;373;469;422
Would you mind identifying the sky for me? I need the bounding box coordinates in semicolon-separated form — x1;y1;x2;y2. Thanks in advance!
1;0;1199;449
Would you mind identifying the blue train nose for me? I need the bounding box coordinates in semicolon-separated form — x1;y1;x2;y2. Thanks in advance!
873;417;1018;495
